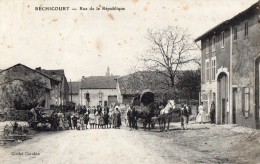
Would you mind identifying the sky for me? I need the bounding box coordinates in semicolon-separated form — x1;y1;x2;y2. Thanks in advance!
0;0;257;81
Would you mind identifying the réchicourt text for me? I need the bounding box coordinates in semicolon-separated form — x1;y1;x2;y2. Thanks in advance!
35;7;70;11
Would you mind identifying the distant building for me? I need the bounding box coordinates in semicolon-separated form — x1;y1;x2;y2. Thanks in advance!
79;76;122;108
36;68;70;106
68;81;80;105
195;2;260;129
0;64;60;109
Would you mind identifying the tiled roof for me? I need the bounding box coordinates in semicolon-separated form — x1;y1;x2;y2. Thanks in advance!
80;76;118;89
41;69;65;81
69;82;80;94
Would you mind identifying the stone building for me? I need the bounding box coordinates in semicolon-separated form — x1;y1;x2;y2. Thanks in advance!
68;81;80;105
195;2;260;128
79;76;122;108
37;68;70;106
0;64;60;110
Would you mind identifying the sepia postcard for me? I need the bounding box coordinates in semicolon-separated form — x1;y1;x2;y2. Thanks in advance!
0;0;259;163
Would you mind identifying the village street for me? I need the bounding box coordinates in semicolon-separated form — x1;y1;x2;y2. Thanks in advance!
0;122;259;164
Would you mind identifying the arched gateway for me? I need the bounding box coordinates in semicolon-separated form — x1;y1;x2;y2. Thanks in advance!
217;72;228;124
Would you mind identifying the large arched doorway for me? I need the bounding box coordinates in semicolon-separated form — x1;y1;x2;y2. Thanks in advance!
217;72;228;124
255;57;260;129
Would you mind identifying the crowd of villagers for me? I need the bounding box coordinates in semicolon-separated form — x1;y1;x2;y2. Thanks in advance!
29;104;122;130
56;105;122;130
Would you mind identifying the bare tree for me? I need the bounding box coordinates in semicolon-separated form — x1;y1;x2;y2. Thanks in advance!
140;26;198;97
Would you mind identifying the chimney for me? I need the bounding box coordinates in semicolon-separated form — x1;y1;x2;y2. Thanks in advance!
82;76;85;79
36;67;41;72
106;67;110;76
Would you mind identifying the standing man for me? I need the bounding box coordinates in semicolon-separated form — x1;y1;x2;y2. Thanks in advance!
132;107;138;130
210;101;216;124
184;102;190;124
127;107;133;130
180;104;189;130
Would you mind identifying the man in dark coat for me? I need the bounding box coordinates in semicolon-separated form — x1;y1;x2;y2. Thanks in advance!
131;107;138;130
66;112;72;129
72;114;78;130
180;104;189;130
127;108;133;130
210;101;216;124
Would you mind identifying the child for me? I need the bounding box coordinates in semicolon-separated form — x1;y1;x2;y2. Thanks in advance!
89;111;95;129
79;115;85;130
72;114;78;130
77;119;81;130
84;113;89;129
64;118;69;130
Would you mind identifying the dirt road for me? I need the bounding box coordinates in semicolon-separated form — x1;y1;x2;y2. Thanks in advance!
0;123;259;164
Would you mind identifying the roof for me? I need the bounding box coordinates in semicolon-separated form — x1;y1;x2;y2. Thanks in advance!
69;82;80;94
41;69;65;81
0;63;59;83
195;1;259;42
80;76;118;89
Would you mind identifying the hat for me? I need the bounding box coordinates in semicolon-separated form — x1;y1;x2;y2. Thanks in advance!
115;106;119;109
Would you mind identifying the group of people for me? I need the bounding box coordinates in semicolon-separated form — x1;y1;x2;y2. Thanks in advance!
62;105;122;130
125;107;138;130
197;101;216;124
177;101;216;130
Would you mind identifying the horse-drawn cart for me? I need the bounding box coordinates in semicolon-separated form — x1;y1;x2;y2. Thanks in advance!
26;108;55;130
131;90;160;130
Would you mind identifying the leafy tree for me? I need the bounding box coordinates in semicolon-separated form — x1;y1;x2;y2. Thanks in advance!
0;77;47;110
176;70;201;102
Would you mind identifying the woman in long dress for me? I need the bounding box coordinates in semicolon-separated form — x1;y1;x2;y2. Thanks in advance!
108;110;113;128
94;109;100;129
197;102;206;124
113;106;121;129
89;110;95;129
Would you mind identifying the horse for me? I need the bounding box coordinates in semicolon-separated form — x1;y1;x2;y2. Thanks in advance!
158;100;180;131
135;102;159;131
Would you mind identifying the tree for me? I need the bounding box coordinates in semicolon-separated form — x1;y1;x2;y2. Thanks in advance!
140;26;198;98
176;70;201;101
0;77;47;110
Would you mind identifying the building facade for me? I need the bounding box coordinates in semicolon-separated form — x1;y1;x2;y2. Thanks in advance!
79;76;122;108
195;2;260;129
68;81;80;105
36;68;70;106
0;64;60;110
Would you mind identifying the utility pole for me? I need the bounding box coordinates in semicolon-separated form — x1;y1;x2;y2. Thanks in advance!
70;79;72;102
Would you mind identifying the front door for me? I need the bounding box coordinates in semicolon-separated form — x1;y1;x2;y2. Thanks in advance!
232;88;237;124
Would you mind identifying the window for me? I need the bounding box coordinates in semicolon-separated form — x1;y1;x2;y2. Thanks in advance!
234;26;237;40
212;36;216;52
206;39;209;54
211;58;216;81
98;92;103;100
206;59;210;82
221;31;225;48
99;101;102;106
245;21;248;36
85;93;90;102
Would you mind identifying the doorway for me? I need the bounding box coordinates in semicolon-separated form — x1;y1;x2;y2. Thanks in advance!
232;88;237;124
217;72;228;124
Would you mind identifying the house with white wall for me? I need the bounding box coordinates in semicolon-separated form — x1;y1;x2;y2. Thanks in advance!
79;76;122;108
